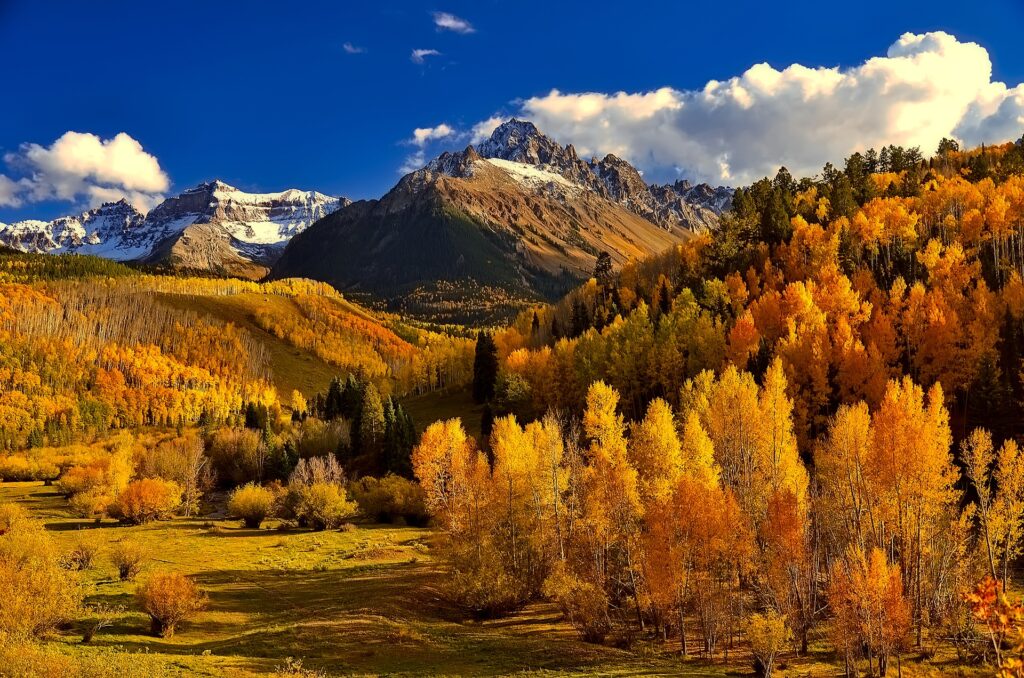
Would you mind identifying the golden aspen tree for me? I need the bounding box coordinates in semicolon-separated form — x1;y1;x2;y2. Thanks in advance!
757;359;809;512
869;377;956;646
628;398;682;504
817;402;877;552
579;381;643;622
828;546;910;678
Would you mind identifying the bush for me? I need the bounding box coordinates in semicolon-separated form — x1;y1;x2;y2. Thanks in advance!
136;571;207;637
108;478;182;524
206;427;266;486
294;482;358;530
746;610;790;678
0;519;82;638
61;531;102;571
350;475;429;525
228;483;276;528
289;456;345;486
110;538;150;581
543;564;610;643
68;490;111;521
0;502;28;535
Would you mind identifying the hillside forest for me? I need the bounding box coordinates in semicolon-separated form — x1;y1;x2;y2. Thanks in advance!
5;138;1024;676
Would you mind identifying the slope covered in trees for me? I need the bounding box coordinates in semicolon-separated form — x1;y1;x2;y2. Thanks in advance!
0;252;473;451
406;137;1024;674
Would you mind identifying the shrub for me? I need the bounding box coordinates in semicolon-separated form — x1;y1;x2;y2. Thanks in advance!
68;490;111;521
0;501;28;535
294;482;358;531
746;610;790;678
350;475;429;525
110;538;150;581
228;483;276;528
56;444;133;499
61;531;102;571
206;427;266;486
543;564;610;643
289;456;345;486
134;433;213;516
108;478;182;524
0;519;82;638
136;571;207;637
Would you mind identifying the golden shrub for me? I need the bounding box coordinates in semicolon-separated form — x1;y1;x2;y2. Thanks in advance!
0;501;28;534
228;482;276;528
108;478;182;524
294;482;358;531
0;519;82;639
136;571;207;637
110;538;150;581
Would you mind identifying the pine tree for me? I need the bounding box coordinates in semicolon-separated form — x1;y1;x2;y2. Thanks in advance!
472;331;499;403
324;377;344;420
359;383;386;458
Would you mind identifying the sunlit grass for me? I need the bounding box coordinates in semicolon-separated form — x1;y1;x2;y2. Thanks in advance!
0;481;997;677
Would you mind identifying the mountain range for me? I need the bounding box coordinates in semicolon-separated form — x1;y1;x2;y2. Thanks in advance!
272;120;731;321
0;181;346;278
0;119;731;320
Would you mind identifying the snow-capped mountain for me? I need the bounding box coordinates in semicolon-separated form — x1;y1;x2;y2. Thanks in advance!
0;200;149;259
429;119;732;233
0;181;347;277
273;120;713;322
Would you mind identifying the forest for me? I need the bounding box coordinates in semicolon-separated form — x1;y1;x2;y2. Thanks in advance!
4;138;1024;677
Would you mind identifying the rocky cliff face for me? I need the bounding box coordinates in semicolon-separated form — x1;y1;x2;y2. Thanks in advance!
272;121;706;322
429;119;732;233
0;181;346;277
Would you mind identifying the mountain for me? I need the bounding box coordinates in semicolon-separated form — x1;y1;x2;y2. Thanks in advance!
272;120;731;323
0;181;346;278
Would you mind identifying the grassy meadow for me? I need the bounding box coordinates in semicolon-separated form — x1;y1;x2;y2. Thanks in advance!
0;480;990;677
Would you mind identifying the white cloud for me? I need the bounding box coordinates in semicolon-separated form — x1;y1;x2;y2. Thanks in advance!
0;175;24;208
399;150;426;174
432;11;474;34
2;131;169;212
470;116;506;143
411;48;441;64
411;123;454;147
343;42;365;54
471;32;1024;185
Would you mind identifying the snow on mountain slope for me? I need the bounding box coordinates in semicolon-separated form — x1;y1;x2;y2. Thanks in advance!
481;158;580;192
0;181;348;272
430;119;732;233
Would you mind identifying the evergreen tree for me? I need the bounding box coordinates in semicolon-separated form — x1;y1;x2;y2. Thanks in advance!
571;299;590;337
472;331;499;403
341;374;363;419
359;383;386;456
594;251;614;288
324;377;344;420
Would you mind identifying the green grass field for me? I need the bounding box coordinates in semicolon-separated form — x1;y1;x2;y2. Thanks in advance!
1;481;992;677
0;482;720;676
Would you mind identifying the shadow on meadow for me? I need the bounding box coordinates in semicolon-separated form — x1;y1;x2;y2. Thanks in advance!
82;558;704;676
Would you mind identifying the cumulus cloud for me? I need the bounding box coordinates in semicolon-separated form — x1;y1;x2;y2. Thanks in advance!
411;48;442;64
471;32;1024;185
432;11;474;34
0;175;24;208
1;131;169;212
470;116;506;143
343;42;365;54
411;123;454;147
399;150;427;174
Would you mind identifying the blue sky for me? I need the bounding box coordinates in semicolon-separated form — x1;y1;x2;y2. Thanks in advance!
2;0;1024;221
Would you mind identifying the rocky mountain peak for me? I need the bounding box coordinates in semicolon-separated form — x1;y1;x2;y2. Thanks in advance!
475;118;570;167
